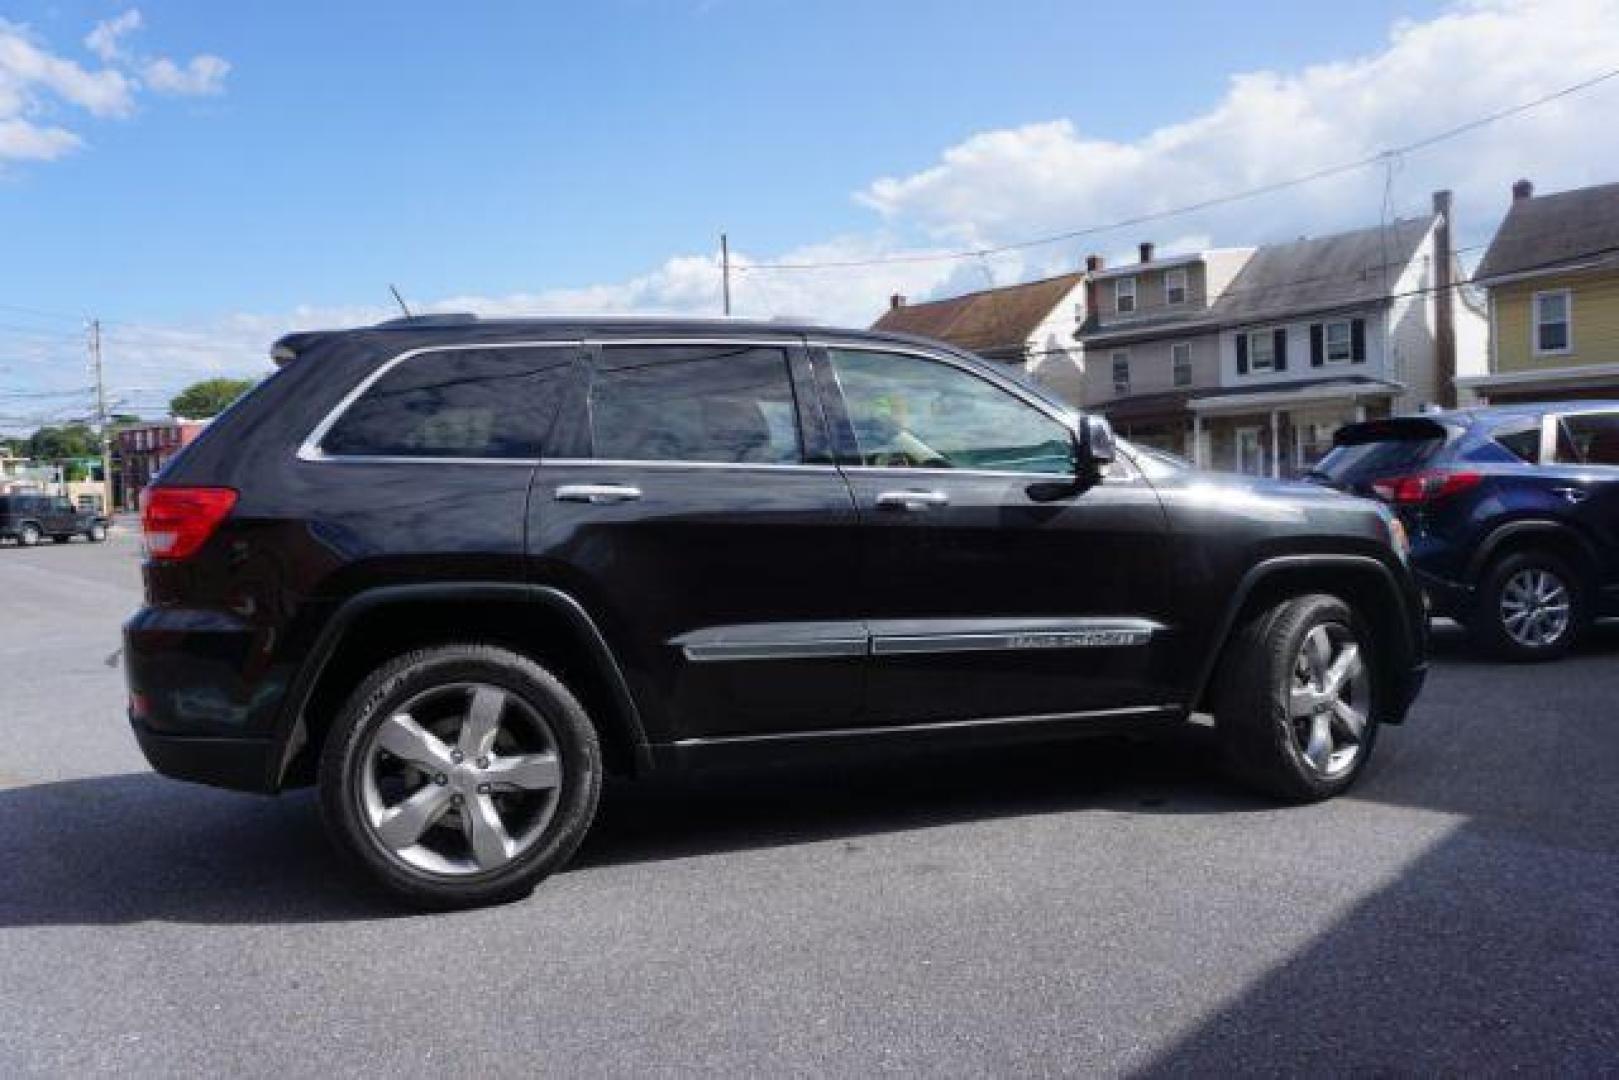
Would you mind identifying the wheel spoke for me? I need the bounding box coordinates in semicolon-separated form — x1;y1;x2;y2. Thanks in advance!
1323;644;1362;696
1303;627;1331;685
1302;714;1333;772
463;793;516;870
458;686;507;758
1288;686;1319;719
1331;699;1366;739
375;713;455;773
375;784;454;849
485;751;561;791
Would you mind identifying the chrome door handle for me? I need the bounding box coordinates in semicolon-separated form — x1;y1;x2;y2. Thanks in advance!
555;483;642;504
875;489;950;510
1552;486;1589;504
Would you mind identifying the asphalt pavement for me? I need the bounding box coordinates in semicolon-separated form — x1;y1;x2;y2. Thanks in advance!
2;530;1616;1076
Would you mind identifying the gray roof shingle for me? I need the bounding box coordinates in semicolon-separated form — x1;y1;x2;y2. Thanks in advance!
1474;181;1619;282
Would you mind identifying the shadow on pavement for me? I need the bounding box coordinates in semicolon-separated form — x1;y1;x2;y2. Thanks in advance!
0;736;1265;927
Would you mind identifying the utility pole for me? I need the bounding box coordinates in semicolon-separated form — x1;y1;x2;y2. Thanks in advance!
88;319;113;513
720;232;732;316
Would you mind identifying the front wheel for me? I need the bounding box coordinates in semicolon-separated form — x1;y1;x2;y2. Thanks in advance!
86;522;108;543
16;523;40;547
319;643;603;909
1214;594;1379;801
1469;551;1584;662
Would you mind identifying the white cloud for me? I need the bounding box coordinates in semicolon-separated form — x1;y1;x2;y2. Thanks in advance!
85;10;142;63
141;54;230;97
0;10;228;167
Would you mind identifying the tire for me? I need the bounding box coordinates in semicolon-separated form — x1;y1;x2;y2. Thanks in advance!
86;523;108;543
1213;593;1380;802
319;643;602;909
17;523;40;547
1468;550;1585;662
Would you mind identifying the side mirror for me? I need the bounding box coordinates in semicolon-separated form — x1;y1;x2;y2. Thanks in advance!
1075;414;1117;471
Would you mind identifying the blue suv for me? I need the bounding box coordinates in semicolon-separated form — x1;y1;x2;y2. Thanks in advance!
1314;403;1619;661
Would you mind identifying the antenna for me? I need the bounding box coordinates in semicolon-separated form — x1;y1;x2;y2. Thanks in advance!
389;284;414;320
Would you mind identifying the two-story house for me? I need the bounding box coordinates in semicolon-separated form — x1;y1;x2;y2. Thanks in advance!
1459;179;1619;404
1079;190;1485;476
870;271;1088;403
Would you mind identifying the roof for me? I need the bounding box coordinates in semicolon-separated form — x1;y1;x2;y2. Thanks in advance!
1098;376;1399;422
870;272;1084;355
1079;218;1435;345
1209;216;1435;322
1474;181;1619;282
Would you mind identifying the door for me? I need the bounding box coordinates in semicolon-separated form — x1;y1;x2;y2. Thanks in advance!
1544;408;1619;589
1236;427;1267;476
47;496;78;534
529;339;864;743
815;345;1174;726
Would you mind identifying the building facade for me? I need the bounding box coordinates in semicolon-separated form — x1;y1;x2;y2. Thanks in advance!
1460;179;1619;405
114;421;205;510
1079;191;1486;477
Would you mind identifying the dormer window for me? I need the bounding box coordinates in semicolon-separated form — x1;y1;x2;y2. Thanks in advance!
1115;277;1136;315
1165;269;1187;306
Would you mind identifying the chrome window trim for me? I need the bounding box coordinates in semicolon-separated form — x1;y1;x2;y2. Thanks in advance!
543;458;838;473
297;340;582;464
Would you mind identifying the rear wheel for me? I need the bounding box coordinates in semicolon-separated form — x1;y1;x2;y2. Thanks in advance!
17;523;40;547
1470;550;1584;661
1214;594;1379;801
86;522;108;543
319;643;602;909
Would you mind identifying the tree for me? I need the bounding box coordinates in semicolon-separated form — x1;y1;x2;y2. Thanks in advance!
170;378;257;419
27;424;98;461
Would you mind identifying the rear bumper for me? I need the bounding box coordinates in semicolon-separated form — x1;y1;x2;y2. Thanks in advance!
129;719;279;793
1414;568;1473;620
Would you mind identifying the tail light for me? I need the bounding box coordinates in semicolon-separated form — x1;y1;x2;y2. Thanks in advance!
1369;470;1482;505
140;486;238;561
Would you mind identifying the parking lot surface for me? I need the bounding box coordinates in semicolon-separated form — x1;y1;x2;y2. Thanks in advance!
2;530;1616;1076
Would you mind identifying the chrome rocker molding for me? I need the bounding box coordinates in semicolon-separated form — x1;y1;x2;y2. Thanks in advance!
674;618;1161;663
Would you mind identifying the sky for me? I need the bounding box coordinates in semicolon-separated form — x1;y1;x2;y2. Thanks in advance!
3;0;1619;427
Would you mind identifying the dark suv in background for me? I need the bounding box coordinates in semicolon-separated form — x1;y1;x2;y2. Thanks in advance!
1316;404;1619;660
125;316;1426;907
0;494;109;547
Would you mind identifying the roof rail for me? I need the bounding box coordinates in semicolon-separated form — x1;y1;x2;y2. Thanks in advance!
372;312;480;329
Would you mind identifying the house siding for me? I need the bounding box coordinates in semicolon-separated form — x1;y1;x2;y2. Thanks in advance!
1492;270;1619;372
1083;335;1220;407
1218;311;1389;386
1022;280;1088;405
1096;262;1210;323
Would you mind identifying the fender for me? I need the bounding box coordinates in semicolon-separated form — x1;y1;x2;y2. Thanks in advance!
268;582;652;788
1464;518;1599;582
1189;554;1421;719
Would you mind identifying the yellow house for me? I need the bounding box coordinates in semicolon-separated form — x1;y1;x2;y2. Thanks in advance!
1462;179;1619;404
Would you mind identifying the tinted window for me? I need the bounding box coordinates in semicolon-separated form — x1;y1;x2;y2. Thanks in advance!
590;346;801;464
322;348;571;459
1554;412;1619;466
1316;436;1443;483
828;349;1072;474
1492;425;1541;464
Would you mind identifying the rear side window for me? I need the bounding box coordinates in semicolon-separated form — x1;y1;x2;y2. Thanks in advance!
321;348;571;459
1491;425;1541;464
589;346;801;464
1554;412;1619;466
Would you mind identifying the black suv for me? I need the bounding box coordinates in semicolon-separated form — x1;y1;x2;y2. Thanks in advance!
1316;404;1619;661
1;494;109;546
125;317;1426;907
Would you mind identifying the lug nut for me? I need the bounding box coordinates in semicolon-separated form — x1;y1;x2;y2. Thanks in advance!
475;757;489;769
451;793;464;805
476;783;491;795
434;773;448;786
450;750;464;764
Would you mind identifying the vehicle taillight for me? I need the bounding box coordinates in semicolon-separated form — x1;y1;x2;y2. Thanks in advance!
1369;470;1482;505
140;486;238;561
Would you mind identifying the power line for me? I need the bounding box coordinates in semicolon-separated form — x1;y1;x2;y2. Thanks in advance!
735;65;1619;272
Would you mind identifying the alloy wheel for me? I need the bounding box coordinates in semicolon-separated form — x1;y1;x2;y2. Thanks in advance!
1287;623;1370;778
1499;567;1571;649
358;682;564;876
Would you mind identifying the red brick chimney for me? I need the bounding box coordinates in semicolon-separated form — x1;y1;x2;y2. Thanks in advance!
889;294;906;310
1512;178;1534;202
1432;189;1457;408
1138;242;1155;264
1083;254;1105;321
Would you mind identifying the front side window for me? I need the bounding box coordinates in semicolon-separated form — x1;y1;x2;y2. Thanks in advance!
590;346;800;464
828;349;1072;475
1534;290;1571;355
1165;269;1188;306
1553;411;1619;466
1324;320;1353;362
321;348;570;459
1171;342;1192;387
1248;330;1276;372
1115;277;1136;314
1112;351;1131;394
